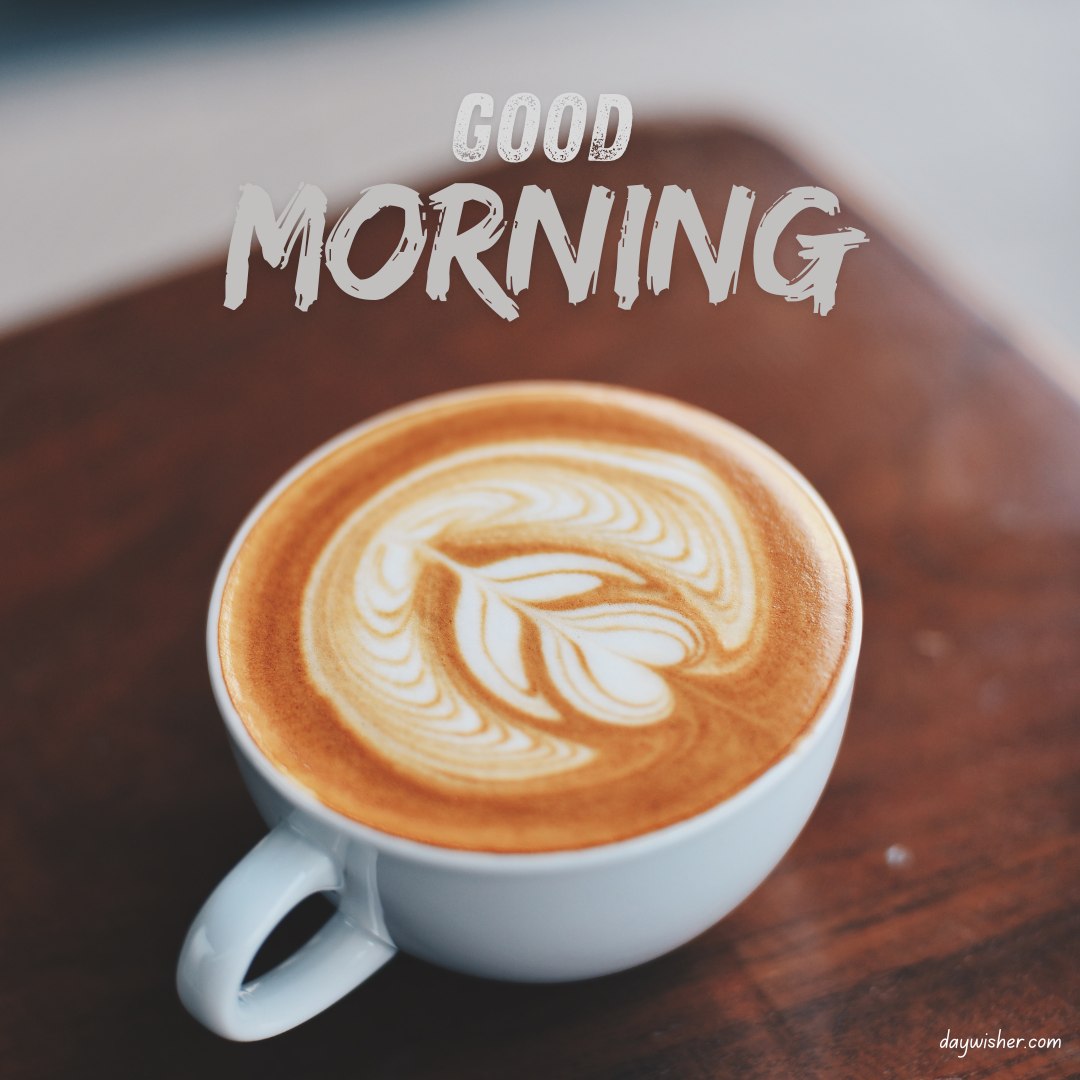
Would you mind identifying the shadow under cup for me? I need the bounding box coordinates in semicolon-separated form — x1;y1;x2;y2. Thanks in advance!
177;391;862;1042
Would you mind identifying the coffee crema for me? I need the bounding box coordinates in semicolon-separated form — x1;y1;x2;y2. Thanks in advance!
219;383;854;852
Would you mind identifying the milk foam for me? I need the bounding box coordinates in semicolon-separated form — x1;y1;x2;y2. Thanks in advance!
302;439;759;787
220;384;854;850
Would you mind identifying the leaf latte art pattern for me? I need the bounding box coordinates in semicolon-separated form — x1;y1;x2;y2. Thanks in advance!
302;440;760;786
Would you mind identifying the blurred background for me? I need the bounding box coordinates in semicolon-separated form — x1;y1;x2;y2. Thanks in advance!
3;0;1078;386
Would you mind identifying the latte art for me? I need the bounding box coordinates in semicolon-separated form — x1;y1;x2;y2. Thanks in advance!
219;384;853;852
303;441;759;788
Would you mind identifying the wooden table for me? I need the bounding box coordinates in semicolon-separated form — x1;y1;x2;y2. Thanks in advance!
2;125;1077;1079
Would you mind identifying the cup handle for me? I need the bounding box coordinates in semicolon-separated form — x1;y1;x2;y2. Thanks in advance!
176;820;396;1040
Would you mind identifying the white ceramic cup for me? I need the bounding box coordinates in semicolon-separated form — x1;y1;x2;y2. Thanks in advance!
176;400;862;1042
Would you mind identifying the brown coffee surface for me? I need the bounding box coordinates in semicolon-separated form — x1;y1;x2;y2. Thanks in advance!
219;383;854;852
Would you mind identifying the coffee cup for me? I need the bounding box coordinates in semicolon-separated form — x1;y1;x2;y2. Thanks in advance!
177;383;861;1041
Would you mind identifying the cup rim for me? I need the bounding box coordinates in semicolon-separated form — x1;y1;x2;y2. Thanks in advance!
206;380;863;874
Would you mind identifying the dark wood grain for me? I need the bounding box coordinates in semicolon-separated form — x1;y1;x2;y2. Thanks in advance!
2;125;1077;1080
